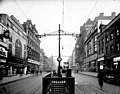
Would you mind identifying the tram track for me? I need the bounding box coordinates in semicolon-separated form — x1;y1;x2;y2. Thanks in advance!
75;82;106;94
75;84;86;94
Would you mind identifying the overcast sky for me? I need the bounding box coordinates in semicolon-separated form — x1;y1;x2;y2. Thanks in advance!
0;0;120;63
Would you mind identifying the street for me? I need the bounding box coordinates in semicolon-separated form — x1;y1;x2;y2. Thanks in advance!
0;72;105;94
0;72;120;94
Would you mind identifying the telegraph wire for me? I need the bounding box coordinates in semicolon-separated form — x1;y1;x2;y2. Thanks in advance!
87;0;99;19
13;0;28;20
62;0;64;32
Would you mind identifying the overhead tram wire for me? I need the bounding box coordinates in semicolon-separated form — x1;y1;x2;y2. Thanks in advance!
13;0;28;20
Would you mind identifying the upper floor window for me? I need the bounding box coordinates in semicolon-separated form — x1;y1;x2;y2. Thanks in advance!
110;33;114;40
95;44;97;51
117;43;120;51
106;47;108;54
117;30;119;36
106;35;109;42
15;39;22;58
110;44;114;53
95;35;97;41
24;45;27;50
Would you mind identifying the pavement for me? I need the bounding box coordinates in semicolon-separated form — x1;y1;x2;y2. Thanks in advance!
0;74;35;86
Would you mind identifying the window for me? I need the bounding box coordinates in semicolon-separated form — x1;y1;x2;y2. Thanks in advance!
110;44;114;53
110;33;114;40
95;44;97;51
106;35;109;42
95;35;97;41
106;47;108;54
9;35;12;42
24;45;27;50
117;43;120;51
117;30;119;36
102;38;104;45
102;48;104;53
15;39;22;58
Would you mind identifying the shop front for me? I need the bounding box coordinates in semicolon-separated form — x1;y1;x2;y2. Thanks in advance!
83;53;97;72
28;58;40;74
8;55;27;76
0;45;8;77
97;57;105;71
113;56;120;72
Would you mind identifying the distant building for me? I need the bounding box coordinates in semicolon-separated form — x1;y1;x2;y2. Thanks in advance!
75;18;94;71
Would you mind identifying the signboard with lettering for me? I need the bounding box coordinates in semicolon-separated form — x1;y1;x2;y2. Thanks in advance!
0;47;7;57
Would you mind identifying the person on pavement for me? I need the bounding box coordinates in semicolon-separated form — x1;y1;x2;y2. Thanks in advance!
97;70;104;90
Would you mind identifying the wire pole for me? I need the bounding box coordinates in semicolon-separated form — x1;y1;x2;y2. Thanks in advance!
57;24;62;77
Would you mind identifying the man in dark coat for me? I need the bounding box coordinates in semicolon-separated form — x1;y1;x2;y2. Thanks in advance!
97;70;104;90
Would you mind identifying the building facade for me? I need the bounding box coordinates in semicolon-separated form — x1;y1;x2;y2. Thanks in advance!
97;24;106;71
98;13;120;72
0;15;9;77
75;12;116;72
75;18;94;71
0;14;27;76
84;12;116;72
23;20;41;73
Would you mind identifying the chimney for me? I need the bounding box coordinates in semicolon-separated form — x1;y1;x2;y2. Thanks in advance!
33;24;36;28
111;12;116;17
99;13;104;17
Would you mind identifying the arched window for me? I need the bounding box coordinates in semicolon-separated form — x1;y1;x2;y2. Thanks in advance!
15;39;22;58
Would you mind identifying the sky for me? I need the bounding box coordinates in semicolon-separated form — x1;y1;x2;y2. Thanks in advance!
0;0;120;63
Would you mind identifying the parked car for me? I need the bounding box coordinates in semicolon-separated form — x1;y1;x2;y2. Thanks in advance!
103;71;119;85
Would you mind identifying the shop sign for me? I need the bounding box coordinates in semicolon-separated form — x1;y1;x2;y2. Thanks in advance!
28;58;40;65
114;62;118;65
0;47;7;57
97;57;104;61
0;59;6;63
113;57;120;62
84;54;97;63
100;65;103;69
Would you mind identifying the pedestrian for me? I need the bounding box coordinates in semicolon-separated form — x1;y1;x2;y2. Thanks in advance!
19;69;23;77
97;70;104;90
